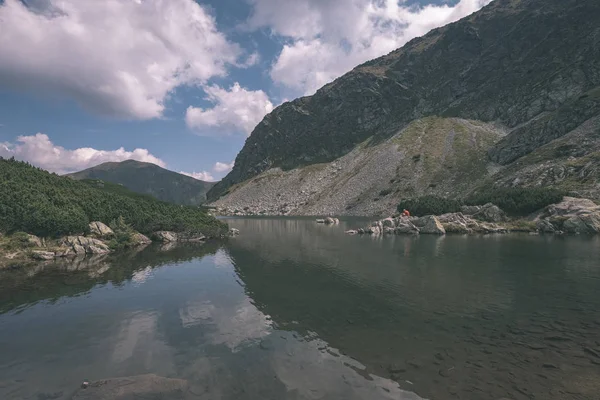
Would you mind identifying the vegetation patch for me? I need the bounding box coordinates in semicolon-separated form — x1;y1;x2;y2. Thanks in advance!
0;158;228;238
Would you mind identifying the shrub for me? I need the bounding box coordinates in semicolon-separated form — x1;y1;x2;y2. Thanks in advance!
465;187;566;216
397;195;463;216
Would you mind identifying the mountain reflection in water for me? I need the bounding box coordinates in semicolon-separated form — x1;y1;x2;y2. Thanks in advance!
1;217;599;400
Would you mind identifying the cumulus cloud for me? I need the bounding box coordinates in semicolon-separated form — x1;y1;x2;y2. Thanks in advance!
180;160;234;182
180;170;215;182
186;83;274;136
214;161;234;173
247;0;492;95
0;0;243;119
0;133;165;174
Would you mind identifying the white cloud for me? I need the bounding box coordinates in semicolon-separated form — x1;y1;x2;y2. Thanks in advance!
180;170;215;182
247;0;492;95
214;161;234;173
0;0;243;119
0;133;165;174
180;160;234;182
186;83;274;136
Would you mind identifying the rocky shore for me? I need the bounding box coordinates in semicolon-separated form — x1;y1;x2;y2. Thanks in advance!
0;221;239;269
346;197;600;236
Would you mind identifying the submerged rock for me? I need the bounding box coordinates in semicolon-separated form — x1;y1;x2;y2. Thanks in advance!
71;374;188;400
229;228;240;236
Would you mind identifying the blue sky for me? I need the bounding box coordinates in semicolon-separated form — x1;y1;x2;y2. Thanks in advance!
0;0;489;181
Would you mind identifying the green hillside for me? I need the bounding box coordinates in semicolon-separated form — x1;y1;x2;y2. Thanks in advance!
67;159;215;205
0;157;227;238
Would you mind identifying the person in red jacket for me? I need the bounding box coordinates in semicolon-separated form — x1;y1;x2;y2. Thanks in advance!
402;209;411;217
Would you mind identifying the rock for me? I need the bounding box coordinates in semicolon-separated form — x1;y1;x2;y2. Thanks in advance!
130;232;152;246
384;227;395;234
88;221;114;238
345;230;358;235
472;203;506;222
71;374;188;400
394;221;420;234
443;222;472;234
537;219;556;233
324;217;339;224
477;223;509;234
229;228;240;236
461;205;482;215
316;219;325;224
26;234;43;247
176;232;207;242
563;213;600;234
30;250;55;260
414;215;446;235
153;231;178;242
61;236;110;255
369;225;382;235
382;218;396;228
439;212;475;233
544;197;600;217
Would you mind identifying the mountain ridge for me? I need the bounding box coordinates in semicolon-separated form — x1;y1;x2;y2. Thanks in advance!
208;0;600;213
67;159;215;206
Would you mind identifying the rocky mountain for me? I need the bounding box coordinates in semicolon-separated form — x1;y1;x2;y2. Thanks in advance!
67;160;215;206
208;0;600;216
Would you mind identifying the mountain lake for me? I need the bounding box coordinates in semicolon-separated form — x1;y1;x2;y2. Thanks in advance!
1;217;599;400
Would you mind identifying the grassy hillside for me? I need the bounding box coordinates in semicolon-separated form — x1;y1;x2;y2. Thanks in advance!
0;158;227;237
67;159;215;205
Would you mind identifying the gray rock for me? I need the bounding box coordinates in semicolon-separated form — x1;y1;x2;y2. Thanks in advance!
382;217;396;228
153;231;178;242
130;232;152;246
26;234;43;247
229;228;240;236
394;222;420;234
460;205;482;216
544;197;599;217
472;203;506;223
62;236;110;255
413;215;446;235
563;213;600;234
345;230;358;235
71;374;188;400
30;251;55;260
88;221;114;238
537;219;556;233
316;219;325;224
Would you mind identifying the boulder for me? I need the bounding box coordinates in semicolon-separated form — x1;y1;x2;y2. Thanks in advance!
439;212;476;233
177;232;207;242
472;203;506;222
71;374;188;400
536;219;556;233
229;228;240;236
544;197;600;217
345;230;358;235
324;217;339;224
382;218;396;228
62;236;110;255
383;227;395;234
130;232;152;246
316;219;325;224
153;231;178;243
30;250;55;260
21;234;43;248
369;225;382;235
563;213;600;234
413;215;446;235
460;205;481;215
394;222;420;234
89;221;114;238
443;222;472;234
476;223;509;234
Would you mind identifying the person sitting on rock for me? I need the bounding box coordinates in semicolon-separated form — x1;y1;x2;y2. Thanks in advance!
402;209;411;217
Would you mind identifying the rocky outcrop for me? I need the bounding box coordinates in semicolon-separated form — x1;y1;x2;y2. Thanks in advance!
61;236;110;255
535;197;600;234
26;234;44;247
89;221;114;238
71;374;188;400
461;203;506;223
413;215;446;235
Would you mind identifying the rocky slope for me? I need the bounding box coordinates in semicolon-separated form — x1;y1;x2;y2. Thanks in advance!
67;159;214;206
208;0;600;215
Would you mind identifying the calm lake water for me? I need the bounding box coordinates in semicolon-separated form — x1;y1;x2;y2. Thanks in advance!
1;218;600;400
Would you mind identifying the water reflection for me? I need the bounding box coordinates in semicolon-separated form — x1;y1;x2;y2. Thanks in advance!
1;219;599;400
